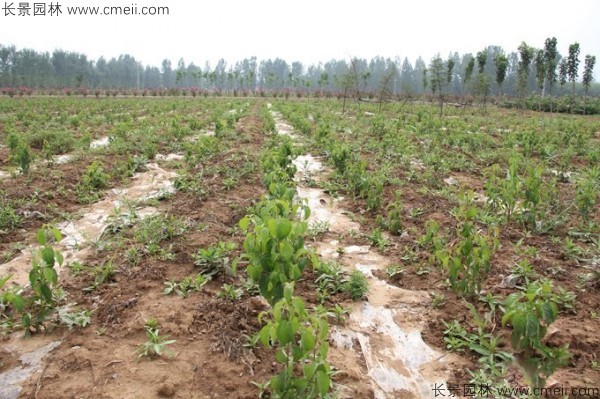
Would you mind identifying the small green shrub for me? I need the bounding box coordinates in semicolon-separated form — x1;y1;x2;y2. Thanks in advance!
345;270;368;300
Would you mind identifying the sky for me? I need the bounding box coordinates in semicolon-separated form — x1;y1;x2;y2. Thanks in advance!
1;0;599;73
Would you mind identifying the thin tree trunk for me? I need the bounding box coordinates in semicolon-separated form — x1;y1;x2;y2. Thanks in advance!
571;80;576;114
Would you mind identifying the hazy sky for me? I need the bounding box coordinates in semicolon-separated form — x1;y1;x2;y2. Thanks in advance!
1;0;599;71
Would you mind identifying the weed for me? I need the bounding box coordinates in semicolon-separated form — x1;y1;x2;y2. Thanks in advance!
58;307;92;330
193;241;237;277
306;221;330;240
134;214;189;246
217;284;243;301
136;318;176;359
386;264;404;279
384;190;404;235
0;201;22;230
510;259;537;287
367;228;389;250
430;292;447;309
327;304;348;325
83;261;116;292
163;274;209;297
315;261;345;293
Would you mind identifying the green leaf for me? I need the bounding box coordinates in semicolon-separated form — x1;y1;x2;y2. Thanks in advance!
276;320;294;345
41;247;55;267
303;363;317;380
43;267;58;284
279;241;294;261
246;264;261;281
239;216;250;231
227;258;239;277
259;325;271;347
0;274;12;289
319;341;329;357
55;251;64;267
36;229;47;246
9;293;25;311
525;313;540;339
301;329;316;352
469;343;491;357
50;227;62;242
270;373;285;393
292;345;304;361
511;313;526;337
40;284;53;303
540;301;558;324
301;205;311;220
271;219;292;240
21;312;31;328
275;348;288;363
316;370;330;396
283;283;294;302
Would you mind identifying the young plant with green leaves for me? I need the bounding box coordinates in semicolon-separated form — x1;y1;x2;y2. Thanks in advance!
163;274;209;297
22;226;65;331
436;194;499;297
384;190;404;235
257;284;332;398
502;280;571;394
240;195;314;306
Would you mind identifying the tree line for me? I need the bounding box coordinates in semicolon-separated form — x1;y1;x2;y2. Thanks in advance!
0;38;597;98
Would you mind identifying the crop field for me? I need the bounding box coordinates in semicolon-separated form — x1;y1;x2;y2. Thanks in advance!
0;97;599;398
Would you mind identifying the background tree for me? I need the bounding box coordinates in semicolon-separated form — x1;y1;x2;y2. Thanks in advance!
409;56;425;93
558;58;568;88
161;59;173;87
517;42;534;105
463;56;475;96
317;72;328;94
399;57;414;96
582;55;596;114
377;65;397;112
495;53;508;97
534;50;547;110
476;51;487;74
447;58;455;88
175;58;186;87
422;67;428;93
348;57;364;110
543;37;558;96
428;55;452;116
535;50;546;96
0;41;598;100
567;42;580;96
474;50;490;109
